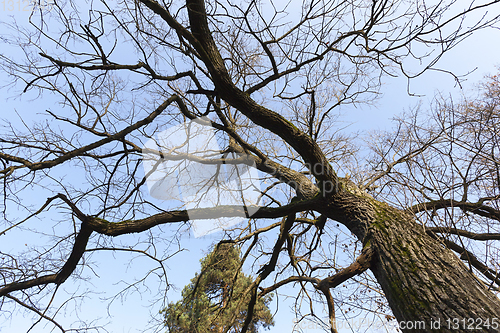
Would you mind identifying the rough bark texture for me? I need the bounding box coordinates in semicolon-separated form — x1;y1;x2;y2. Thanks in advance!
322;190;500;332
3;1;500;332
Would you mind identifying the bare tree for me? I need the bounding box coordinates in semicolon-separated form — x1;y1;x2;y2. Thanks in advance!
1;0;500;332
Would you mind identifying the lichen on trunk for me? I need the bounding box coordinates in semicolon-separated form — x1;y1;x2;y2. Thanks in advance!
323;193;500;332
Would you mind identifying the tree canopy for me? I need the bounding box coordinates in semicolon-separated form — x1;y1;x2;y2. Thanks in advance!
1;0;500;332
163;244;274;333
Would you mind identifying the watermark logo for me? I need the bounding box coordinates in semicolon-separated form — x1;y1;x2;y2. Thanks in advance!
142;117;261;237
2;0;54;12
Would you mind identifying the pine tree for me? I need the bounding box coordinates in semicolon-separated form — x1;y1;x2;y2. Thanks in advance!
163;244;274;333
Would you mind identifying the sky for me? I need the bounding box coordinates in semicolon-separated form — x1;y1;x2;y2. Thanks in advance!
1;1;500;333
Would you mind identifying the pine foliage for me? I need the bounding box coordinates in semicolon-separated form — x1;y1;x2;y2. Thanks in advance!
162;244;274;333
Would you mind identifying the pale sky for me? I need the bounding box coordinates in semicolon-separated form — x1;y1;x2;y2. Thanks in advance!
1;2;500;333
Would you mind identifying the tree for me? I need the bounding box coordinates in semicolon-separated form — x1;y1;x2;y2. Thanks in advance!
162;243;274;333
1;0;500;332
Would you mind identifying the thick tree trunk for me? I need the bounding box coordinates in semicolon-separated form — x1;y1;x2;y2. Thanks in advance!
322;192;500;333
153;1;500;329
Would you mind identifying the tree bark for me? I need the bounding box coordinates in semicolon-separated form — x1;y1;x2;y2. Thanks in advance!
323;191;500;333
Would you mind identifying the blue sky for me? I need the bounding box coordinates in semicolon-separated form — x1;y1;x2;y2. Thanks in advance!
1;2;500;333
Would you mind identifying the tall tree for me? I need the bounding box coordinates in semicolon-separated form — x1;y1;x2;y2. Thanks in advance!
1;1;500;332
163;243;274;333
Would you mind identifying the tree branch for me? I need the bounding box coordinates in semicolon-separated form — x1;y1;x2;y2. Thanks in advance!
317;245;375;290
4;294;66;332
426;231;500;287
0;95;182;173
426;227;500;241
0;222;92;297
180;0;339;189
87;199;319;236
409;199;500;222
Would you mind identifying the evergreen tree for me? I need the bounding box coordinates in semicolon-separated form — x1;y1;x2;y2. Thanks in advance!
163;244;274;333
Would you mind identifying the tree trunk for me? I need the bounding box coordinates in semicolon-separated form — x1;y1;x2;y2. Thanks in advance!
322;192;500;333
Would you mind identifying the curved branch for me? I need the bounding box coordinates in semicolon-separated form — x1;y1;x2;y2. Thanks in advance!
408;199;500;222
316;245;375;290
258;276;320;297
40;53;197;82
4;294;66;332
88;198;320;236
317;286;338;333
0;222;92;297
0;95;183;174
426;231;500;287
258;245;375;333
138;0;198;47
363;134;442;190
181;0;339;189
208;119;319;199
426;227;500;241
